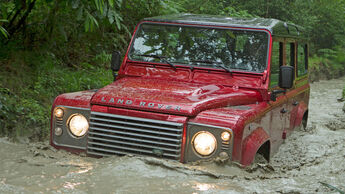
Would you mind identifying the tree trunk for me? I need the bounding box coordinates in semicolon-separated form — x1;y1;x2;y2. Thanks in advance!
8;0;37;37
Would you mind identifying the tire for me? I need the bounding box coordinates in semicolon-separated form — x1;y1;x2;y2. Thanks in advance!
301;112;308;130
254;153;268;164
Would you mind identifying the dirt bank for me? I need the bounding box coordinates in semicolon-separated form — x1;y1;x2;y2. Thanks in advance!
309;60;345;83
1;77;344;193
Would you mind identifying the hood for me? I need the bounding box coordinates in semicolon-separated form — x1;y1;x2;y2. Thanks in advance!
91;77;262;116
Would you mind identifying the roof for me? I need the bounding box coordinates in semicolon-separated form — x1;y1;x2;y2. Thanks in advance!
142;13;306;39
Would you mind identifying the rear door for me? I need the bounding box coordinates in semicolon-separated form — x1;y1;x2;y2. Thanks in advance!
268;40;288;153
287;42;309;131
284;40;296;134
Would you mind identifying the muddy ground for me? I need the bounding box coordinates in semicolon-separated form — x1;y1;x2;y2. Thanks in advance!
1;77;344;194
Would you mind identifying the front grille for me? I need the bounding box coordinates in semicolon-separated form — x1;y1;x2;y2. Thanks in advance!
87;112;184;160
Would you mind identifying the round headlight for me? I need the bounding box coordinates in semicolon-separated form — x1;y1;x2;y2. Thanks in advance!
193;131;217;156
54;108;64;118
68;114;89;137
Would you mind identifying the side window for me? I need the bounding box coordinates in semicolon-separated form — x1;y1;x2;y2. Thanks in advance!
270;42;283;87
286;43;295;67
297;44;308;77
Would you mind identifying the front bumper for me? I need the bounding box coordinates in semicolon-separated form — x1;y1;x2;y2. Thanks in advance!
51;106;233;162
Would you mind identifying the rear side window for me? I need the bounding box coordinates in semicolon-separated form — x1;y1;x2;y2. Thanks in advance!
270;42;283;87
286;43;295;67
297;44;308;77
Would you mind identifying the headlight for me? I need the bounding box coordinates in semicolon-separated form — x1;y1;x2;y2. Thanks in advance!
68;114;89;137
192;131;217;156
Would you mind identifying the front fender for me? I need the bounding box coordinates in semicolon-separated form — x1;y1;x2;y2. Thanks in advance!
50;90;96;151
240;127;270;166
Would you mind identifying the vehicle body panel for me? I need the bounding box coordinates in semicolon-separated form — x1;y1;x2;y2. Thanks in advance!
91;76;263;116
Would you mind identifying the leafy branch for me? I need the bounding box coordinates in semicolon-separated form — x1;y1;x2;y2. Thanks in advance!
0;19;9;38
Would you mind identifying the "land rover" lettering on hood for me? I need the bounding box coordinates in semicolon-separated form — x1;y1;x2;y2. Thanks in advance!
100;97;182;111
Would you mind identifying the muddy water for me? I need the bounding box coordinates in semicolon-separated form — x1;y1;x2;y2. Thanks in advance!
1;77;345;194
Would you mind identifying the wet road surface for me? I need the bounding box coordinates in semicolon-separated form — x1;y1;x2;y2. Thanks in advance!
1;77;344;193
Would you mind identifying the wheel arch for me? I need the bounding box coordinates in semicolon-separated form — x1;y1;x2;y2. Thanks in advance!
240;127;270;166
256;140;270;162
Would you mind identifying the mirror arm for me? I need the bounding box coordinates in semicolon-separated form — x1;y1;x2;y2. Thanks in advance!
110;51;121;81
112;71;118;81
270;89;286;101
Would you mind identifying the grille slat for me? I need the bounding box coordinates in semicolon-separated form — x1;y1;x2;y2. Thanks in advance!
88;131;181;147
91;111;183;127
88;141;180;157
89;121;182;137
87;112;184;160
87;147;180;158
89;136;180;152
91;117;182;132
89;127;181;143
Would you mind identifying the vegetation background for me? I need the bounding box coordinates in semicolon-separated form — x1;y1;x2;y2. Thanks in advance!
0;0;344;140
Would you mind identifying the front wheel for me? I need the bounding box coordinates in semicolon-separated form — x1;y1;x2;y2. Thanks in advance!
301;111;308;130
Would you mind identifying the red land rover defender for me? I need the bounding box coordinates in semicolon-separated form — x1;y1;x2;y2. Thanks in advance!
51;14;309;166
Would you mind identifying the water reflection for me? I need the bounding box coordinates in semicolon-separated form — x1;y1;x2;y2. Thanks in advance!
193;183;216;191
58;160;93;175
63;181;83;189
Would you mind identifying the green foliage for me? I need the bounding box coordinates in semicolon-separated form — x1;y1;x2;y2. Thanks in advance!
0;19;9;38
0;85;49;139
333;47;345;67
309;47;345;82
93;51;112;66
173;0;253;17
0;47;112;140
226;0;345;52
318;49;337;59
0;0;184;139
318;47;345;73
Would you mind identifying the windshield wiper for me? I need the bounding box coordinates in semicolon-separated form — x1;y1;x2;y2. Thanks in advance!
190;59;232;74
136;54;176;70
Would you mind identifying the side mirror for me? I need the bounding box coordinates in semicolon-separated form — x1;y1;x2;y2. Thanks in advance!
279;66;294;89
111;51;121;80
270;66;295;101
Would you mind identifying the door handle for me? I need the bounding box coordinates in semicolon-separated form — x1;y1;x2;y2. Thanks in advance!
293;101;299;106
280;108;287;114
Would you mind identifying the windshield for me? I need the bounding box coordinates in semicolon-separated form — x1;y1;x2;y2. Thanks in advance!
129;23;269;73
